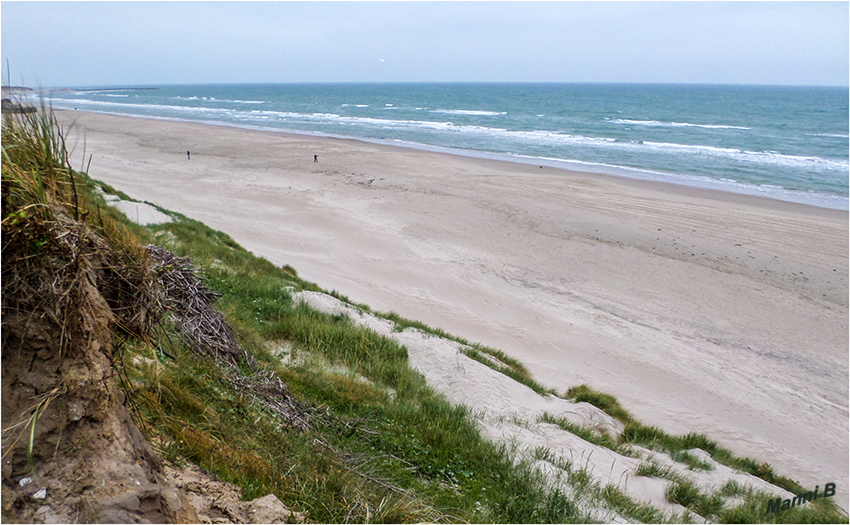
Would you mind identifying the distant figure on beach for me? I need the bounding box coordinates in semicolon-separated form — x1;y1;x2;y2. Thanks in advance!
187;151;191;160
314;154;318;163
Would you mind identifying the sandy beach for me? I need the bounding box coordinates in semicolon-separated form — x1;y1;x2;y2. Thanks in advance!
57;110;849;508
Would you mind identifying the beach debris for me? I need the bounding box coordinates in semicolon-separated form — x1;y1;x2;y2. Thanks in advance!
146;244;318;432
146;244;250;368
227;370;314;431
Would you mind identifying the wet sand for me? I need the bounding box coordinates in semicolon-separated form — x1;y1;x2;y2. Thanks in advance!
58;110;849;508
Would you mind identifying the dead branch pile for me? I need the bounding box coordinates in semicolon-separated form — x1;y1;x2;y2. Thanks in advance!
145;244;252;369
227;370;314;431
145;244;319;431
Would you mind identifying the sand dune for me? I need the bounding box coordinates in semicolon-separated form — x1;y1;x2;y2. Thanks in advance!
294;289;798;520
57;110;849;509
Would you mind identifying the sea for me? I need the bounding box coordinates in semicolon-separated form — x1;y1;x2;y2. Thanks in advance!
45;83;849;210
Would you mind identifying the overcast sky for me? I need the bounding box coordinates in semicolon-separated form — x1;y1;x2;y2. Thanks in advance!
2;2;848;87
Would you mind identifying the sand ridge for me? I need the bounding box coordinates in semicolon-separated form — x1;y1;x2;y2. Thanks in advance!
57;110;849;509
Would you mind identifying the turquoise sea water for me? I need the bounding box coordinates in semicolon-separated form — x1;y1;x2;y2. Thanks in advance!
47;83;849;209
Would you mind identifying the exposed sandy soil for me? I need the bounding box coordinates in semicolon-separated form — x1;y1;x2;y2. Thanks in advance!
57;110;849;510
162;461;304;524
1;196;302;524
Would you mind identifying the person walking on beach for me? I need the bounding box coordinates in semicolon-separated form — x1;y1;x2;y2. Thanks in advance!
314;154;318;163
187;151;191;160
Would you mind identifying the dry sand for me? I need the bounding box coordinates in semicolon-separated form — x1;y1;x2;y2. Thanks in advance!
57;110;849;509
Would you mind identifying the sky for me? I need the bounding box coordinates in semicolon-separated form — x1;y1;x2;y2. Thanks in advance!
1;2;848;87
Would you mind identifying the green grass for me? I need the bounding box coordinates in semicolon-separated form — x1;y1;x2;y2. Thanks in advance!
617;422;813;497
634;460;684;483
665;480;724;518
564;384;635;424
600;485;667;523
528;446;668;523
379;311;471;343
671;450;714;471
538;412;619;451
462;345;557;397
562;383;839;516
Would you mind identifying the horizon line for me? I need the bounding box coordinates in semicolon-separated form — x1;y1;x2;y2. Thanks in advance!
31;80;850;90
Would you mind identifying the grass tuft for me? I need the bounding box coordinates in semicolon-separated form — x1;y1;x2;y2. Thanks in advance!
565;384;635;424
665;480;724;518
538;412;619;451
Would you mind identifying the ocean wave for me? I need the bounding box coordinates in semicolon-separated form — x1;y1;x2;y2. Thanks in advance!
51;98;847;177
431;109;508;116
609;118;751;131
239;109;461;131
638;140;848;171
426;123;846;172
807;132;850;139
500;152;848;209
51;98;235;115
171;96;265;104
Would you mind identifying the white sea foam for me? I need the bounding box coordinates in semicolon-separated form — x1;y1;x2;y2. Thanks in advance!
216;107;849;174
370;140;848;210
638;140;848;171
807;132;850;139
431;109;508;116
51;98;235;116
611;119;751;130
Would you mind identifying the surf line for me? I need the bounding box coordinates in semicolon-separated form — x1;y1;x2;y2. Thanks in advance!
767;483;836;513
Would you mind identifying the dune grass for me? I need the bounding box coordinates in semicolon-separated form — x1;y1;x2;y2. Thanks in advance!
538;412;619;452
618;422;809;496
565;384;635;424
634;459;685;483
562;383;834;507
462;345;557;397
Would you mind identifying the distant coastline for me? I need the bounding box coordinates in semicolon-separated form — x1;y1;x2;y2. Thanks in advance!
49;87;158;93
46;83;850;210
57;105;850;213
